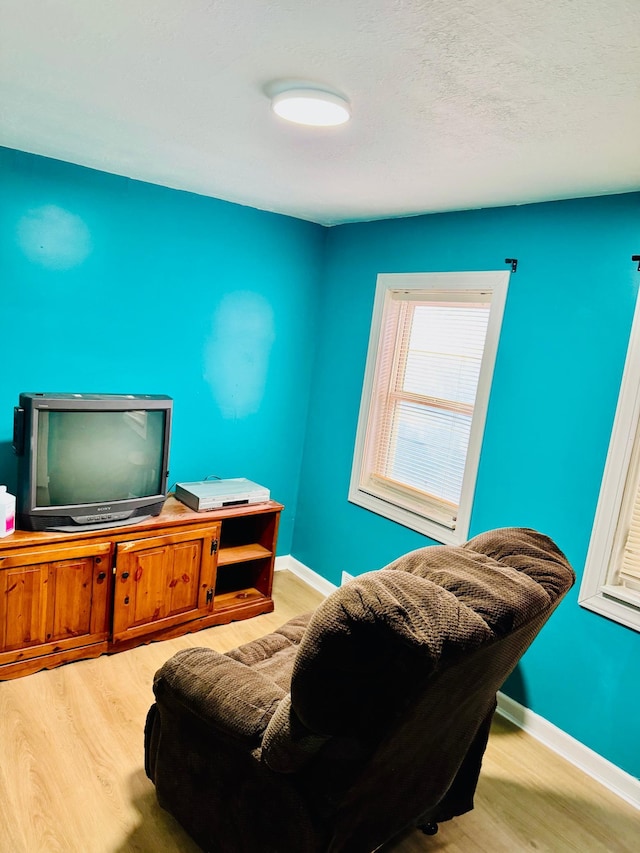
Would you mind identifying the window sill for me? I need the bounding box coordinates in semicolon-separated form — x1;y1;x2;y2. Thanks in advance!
579;587;640;633
348;487;466;545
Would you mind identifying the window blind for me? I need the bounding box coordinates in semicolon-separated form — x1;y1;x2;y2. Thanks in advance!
617;473;640;592
361;290;491;528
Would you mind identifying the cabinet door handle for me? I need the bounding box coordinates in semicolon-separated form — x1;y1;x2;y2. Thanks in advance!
121;571;130;580
97;571;107;581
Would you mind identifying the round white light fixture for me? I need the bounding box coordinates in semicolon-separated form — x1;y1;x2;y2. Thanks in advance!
271;89;351;127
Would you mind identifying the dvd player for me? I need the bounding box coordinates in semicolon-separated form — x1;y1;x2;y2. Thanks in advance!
175;478;270;512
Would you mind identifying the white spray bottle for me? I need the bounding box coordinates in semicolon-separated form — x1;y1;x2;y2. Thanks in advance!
0;486;16;537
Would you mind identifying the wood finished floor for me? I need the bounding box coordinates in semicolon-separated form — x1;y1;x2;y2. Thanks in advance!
0;570;637;853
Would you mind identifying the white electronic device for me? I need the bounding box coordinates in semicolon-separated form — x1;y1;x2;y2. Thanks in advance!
174;478;270;512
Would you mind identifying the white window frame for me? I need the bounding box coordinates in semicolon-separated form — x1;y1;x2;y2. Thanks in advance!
349;271;510;545
580;291;640;632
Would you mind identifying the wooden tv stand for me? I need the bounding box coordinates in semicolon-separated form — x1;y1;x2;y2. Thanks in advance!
0;496;282;680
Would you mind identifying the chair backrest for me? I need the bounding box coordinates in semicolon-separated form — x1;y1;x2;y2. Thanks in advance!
262;527;575;851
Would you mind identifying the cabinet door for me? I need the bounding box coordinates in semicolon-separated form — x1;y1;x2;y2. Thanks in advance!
111;525;219;644
0;542;112;665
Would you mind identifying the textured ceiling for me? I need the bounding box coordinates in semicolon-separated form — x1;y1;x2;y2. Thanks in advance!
1;0;639;225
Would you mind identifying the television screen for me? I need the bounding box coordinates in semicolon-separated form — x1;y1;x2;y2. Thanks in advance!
35;409;166;507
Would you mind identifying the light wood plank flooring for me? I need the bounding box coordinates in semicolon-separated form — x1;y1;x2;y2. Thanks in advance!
0;570;637;853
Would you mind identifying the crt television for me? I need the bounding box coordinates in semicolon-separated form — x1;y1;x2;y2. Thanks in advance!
13;392;172;532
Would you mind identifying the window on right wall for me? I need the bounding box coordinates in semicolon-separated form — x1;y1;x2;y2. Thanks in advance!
580;294;640;632
349;270;510;546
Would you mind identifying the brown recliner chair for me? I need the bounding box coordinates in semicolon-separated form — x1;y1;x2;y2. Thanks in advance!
144;528;574;853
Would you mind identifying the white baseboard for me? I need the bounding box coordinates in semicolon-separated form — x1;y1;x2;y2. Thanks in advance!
274;555;337;597
497;692;640;809
278;553;640;810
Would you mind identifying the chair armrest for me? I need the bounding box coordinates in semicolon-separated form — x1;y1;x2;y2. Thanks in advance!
153;646;287;742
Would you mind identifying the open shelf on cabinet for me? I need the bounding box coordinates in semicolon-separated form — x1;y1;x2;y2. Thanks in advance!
214;587;267;611
218;543;272;566
214;558;272;597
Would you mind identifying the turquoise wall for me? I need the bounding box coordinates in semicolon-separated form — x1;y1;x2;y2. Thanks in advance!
0;147;325;552
2;143;639;778
292;193;640;777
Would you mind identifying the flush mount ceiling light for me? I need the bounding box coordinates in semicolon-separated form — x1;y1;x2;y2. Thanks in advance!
271;88;351;127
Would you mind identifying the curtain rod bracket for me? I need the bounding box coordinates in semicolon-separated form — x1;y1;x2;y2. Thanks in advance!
632;255;640;271
505;258;518;273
